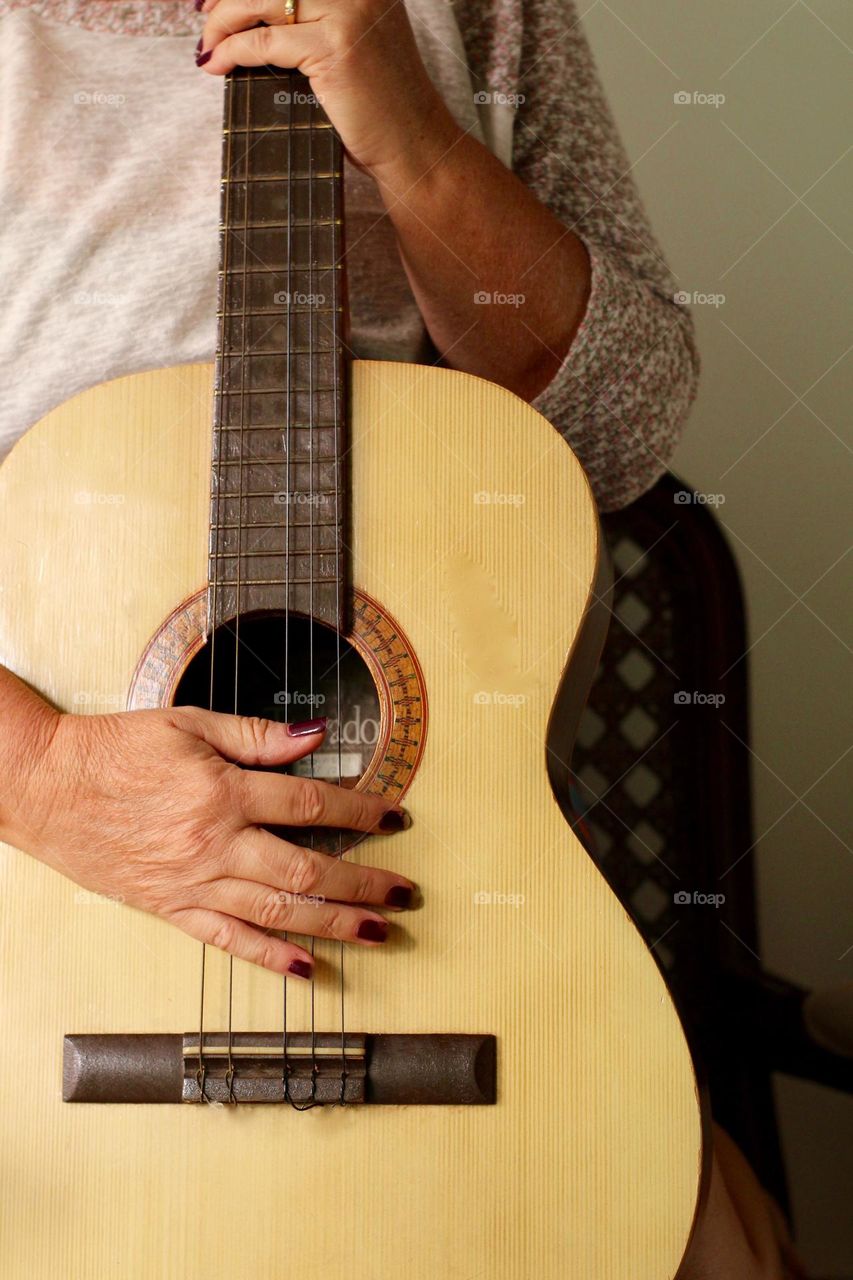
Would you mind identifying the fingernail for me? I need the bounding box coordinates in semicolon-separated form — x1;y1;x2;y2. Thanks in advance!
288;959;313;979
196;49;212;67
194;0;205;12
378;808;411;833
195;37;202;53
356;919;388;943
286;716;328;737
384;884;415;910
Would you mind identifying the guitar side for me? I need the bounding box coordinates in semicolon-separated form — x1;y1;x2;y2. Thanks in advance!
0;360;705;1280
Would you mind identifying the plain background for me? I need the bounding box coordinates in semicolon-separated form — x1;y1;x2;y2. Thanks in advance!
580;1;852;1274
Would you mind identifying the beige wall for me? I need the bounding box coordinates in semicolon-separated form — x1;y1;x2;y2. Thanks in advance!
580;1;852;1273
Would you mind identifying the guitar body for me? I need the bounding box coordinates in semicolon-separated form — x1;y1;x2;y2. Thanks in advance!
0;360;703;1279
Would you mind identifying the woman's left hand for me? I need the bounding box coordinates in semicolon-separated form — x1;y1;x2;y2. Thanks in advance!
195;0;461;176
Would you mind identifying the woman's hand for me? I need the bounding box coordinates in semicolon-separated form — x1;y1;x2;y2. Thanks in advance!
6;703;415;978
194;0;590;404
195;0;462;175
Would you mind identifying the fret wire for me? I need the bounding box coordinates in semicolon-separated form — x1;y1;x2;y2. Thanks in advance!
216;351;340;359
213;457;334;466
230;72;315;82
223;123;335;132
222;173;342;183
211;520;342;529
222;345;334;355
213;427;333;437
219;219;342;230
213;548;340;558
210;577;342;587
219;489;342;498
215;308;343;317
216;386;340;395
219;265;343;274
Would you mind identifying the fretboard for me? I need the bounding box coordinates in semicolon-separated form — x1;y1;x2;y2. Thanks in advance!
208;67;348;633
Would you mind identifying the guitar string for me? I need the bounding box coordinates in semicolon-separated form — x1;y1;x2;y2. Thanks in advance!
200;72;347;1107
331;118;347;1104
281;68;294;1105
225;64;255;1104
307;84;318;1109
197;65;237;1106
283;70;322;1113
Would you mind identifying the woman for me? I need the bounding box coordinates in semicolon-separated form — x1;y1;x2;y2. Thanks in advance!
0;0;697;992
0;2;802;1275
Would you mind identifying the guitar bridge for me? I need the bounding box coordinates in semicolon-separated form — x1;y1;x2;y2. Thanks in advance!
63;1033;496;1105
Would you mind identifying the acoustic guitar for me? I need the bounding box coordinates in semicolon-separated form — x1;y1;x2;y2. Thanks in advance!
0;66;704;1280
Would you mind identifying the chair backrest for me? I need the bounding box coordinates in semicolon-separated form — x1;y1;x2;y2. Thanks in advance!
572;474;757;1002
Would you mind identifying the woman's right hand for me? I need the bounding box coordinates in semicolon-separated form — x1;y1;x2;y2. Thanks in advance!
2;700;416;978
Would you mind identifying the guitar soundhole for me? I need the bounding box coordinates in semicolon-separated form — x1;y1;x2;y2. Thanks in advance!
173;611;383;855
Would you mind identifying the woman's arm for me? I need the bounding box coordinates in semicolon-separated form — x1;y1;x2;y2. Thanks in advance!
504;0;701;511
677;1125;807;1280
370;120;592;405
197;0;699;511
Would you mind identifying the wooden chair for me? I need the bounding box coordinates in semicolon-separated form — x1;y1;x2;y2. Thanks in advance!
568;472;852;1219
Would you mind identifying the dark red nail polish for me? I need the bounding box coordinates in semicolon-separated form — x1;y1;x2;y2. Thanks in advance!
288;959;312;979
195;49;212;67
378;808;410;833
195;37;202;53
286;716;328;737
356;919;388;943
194;0;205;12
384;884;414;910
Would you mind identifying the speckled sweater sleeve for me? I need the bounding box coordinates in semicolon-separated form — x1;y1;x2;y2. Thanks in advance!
459;0;700;511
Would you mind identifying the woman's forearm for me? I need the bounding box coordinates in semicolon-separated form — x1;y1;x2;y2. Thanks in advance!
197;8;591;405
370;115;592;402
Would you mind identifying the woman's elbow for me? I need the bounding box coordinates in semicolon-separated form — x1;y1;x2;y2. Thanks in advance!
575;313;700;513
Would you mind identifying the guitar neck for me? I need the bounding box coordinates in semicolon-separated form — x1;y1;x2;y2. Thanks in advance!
209;66;348;632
